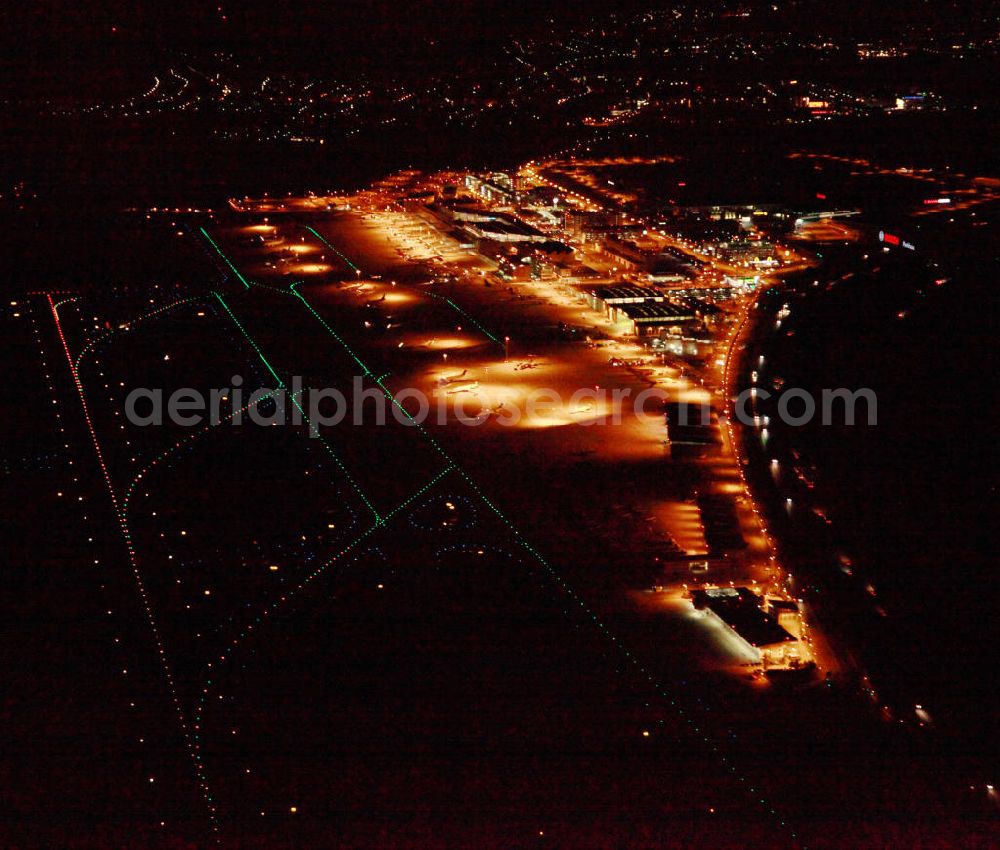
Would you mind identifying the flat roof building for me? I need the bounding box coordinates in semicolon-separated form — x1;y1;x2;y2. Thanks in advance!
692;587;796;665
615;301;698;335
585;285;665;313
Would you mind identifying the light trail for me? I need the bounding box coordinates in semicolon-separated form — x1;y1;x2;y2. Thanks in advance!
155;227;805;845
74;295;206;372
292;225;504;350
83;281;453;833
190;464;456;793
200;228;251;289
302;225;360;273
122;389;280;517
52;296;79;314
289;285;370;375
424;289;504;349
46;293;221;834
212;291;382;523
285;283;804;845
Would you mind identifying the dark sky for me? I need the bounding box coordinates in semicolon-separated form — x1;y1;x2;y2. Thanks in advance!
5;1;580;52
6;1;995;63
3;0;996;99
2;0;595;96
